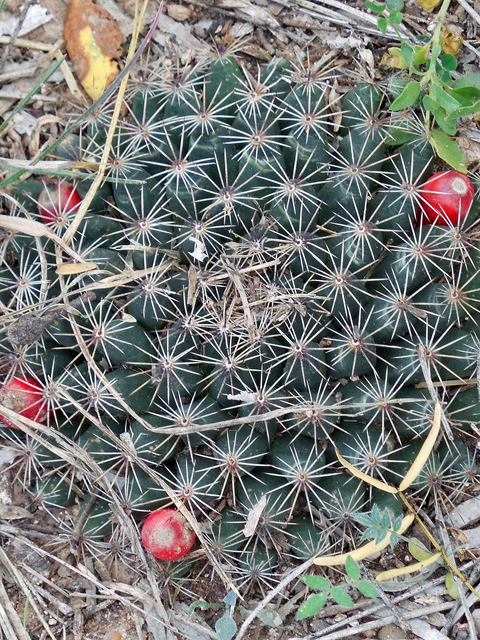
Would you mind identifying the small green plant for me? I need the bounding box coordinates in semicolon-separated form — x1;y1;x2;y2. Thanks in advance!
189;590;282;639
353;503;405;546
296;555;379;620
366;0;480;170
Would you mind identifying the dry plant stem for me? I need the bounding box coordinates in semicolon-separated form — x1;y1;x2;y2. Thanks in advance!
0;529;152;621
0;549;56;640
417;344;453;440
358;562;406;630
433;503;478;640
63;0;162;244
444;561;480;632
455;0;480;25
398;491;480;601
0;576;31;640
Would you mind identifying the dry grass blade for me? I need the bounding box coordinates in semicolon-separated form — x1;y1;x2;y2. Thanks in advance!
0;577;31;640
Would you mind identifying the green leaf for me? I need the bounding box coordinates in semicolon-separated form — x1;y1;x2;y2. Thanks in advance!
357;581;379;598
375;528;388;545
390;81;421;110
431;42;442;60
452;73;480;90
256;609;283;627
423;94;439;111
362;525;381;540
434;107;457;136
412;44;430;65
188;600;217;615
365;0;387;11
389;9;403;23
408;537;433;562
353;512;374;527
441;53;457;70
371;504;381;524
386;0;404;9
223;591;237;607
445;572;459;599
380;510;391;529
440;69;452;84
449;85;480;104
378;16;388;33
393;515;403;533
429;128;467;173
296;593;328;620
303;575;330;591
331;587;354;607
445;98;480;119
345;555;361;582
401;42;414;65
431;84;462;111
215;613;237;640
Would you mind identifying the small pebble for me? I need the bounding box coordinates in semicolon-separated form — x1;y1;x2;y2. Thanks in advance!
378;623;408;640
167;4;192;21
194;19;214;38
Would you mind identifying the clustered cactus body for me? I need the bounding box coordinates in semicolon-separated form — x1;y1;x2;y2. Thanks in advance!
1;47;480;588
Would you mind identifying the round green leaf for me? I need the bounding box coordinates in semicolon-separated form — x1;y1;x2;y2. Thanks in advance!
296;593;328;620
386;0;404;9
378;17;387;33
365;0;387;11
215;613;237;640
331;587;354;607
256;609;283;627
441;54;457;71
389;9;403;23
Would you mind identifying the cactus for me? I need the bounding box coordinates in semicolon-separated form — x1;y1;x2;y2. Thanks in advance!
1;45;479;601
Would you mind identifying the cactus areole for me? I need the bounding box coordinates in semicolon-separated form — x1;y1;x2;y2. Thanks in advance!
417;171;474;225
141;508;196;560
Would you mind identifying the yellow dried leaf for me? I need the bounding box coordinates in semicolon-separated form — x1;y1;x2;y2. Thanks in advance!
335;448;398;494
64;0;123;100
442;26;463;56
381;47;409;69
398;403;441;491
416;0;442;12
55;263;98;275
376;552;442;581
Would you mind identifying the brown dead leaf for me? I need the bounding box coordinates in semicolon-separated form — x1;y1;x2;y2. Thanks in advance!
64;0;123;100
442;25;463;56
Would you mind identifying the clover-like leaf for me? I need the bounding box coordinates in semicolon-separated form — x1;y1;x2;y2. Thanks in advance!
296;593;328;620
303;575;330;591
345;555;360;582
331;587;354;607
